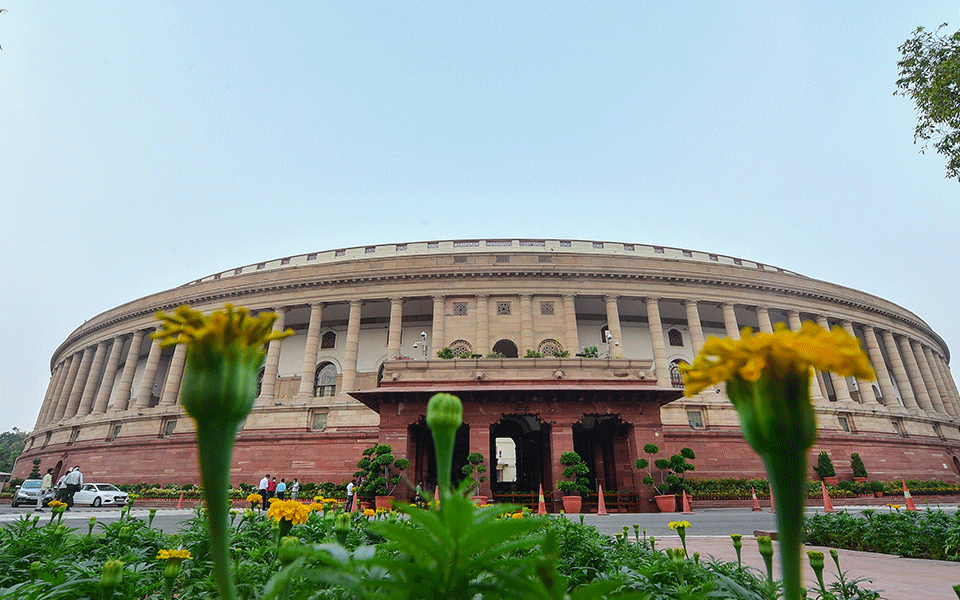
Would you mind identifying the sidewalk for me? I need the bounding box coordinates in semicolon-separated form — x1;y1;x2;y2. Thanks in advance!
687;536;959;600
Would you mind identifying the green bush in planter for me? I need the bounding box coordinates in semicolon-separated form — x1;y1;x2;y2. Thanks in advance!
868;481;884;493
556;451;590;497
813;451;835;478
354;443;411;499
850;453;868;478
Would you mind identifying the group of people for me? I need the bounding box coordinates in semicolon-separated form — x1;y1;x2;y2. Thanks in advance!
35;465;83;511
256;475;300;510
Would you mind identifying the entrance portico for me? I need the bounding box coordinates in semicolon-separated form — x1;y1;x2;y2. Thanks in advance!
351;357;681;511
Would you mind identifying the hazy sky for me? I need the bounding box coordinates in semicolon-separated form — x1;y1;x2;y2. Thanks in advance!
2;2;958;433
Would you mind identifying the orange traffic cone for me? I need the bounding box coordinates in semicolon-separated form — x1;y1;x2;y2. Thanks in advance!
751;487;762;511
176;491;184;509
681;489;693;514
596;484;609;516
821;481;835;513
769;488;776;514
434;486;440;503
902;481;919;511
537;484;547;515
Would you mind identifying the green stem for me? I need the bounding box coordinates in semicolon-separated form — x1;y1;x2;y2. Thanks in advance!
433;428;456;501
763;449;807;600
196;421;239;600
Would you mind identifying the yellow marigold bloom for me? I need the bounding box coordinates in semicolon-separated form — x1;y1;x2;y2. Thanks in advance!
246;493;263;504
668;520;692;530
266;499;310;525
157;548;193;561
680;322;874;397
48;500;67;508
511;511;524;519
363;508;376;517
308;502;324;512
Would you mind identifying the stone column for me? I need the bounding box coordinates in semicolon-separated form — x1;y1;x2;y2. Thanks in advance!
298;303;324;397
787;311;827;403
645;297;670;384
604;295;623;344
36;363;65;427
816;316;852;402
924;347;956;417
135;334;163;409
755;306;774;334
684;299;705;355
914;342;947;415
519;294;534;355
431;296;445;353
933;354;960;417
259;307;286;400
160;343;187;406
341;300;363;392
476;295;490;355
897;335;933;412
469;419;493;498
561;294;578;355
92;336;125;414
548;421;576;508
64;346;96;418
861;326;898;406
78;341;109;416
721;302;740;340
388;298;404;357
51;354;79;421
880;330;919;411
113;330;145;412
840;321;877;404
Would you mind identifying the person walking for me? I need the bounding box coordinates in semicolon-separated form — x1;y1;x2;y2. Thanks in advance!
258;474;269;511
63;465;83;510
276;478;287;500
267;476;277;506
54;472;68;503
35;468;53;511
345;479;356;513
290;478;300;500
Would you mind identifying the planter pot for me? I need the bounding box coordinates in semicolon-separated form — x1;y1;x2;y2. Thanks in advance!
470;495;488;506
561;495;582;514
374;495;394;511
654;494;677;513
359;501;373;511
874;491;884;498
853;477;868;483
823;477;839;486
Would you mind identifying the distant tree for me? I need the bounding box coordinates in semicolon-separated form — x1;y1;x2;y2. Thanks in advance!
896;23;960;181
29;459;41;479
0;428;27;472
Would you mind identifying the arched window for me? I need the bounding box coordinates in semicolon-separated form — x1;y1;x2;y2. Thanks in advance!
314;362;338;397
538;339;562;357
492;339;519;358
669;359;687;388
320;331;336;350
449;340;473;357
668;329;683;347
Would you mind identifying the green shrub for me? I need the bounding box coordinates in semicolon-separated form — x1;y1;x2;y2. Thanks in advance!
813;451;836;478
556;451;589;496
436;346;454;359
851;452;868;478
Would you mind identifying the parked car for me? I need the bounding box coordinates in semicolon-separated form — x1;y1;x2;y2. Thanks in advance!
73;483;128;507
11;479;52;508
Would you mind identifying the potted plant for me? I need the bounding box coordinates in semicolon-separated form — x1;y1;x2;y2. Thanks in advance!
461;452;489;504
635;444;697;512
813;451;838;486
851;453;868;482
436;347;454;359
556;451;589;513
869;480;884;498
354;444;410;510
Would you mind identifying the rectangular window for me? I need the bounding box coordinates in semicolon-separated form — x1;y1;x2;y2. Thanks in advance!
837;416;850;433
454;256;468;263
110;424;121;442
496;255;510;263
538;255;552;263
163;419;177;437
311;410;329;431
892;420;902;436
453;302;468;316
540;301;554;316
497;302;511;315
686;410;704;429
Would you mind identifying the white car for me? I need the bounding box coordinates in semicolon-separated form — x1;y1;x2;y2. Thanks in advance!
73;483;128;507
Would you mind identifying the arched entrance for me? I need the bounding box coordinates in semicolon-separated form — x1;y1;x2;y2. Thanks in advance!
490;415;549;493
408;419;470;491
492;339;519;358
572;414;630;491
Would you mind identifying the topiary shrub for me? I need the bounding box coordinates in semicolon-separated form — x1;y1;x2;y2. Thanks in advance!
813;451;835;479
556;451;590;497
354;444;411;499
850;453;868;478
436;347;454;359
461;452;488;494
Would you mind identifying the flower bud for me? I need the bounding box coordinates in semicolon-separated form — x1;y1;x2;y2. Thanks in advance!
100;559;124;597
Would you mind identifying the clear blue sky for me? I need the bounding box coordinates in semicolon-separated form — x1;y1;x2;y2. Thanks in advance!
1;2;958;432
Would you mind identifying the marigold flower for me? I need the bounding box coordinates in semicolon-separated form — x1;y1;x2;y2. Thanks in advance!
246;493;263;504
157;548;193;561
511;511;524;519
363;508;376;517
48;500;67;509
680;322;874;396
668;520;691;530
266;499;310;526
308;502;324;512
